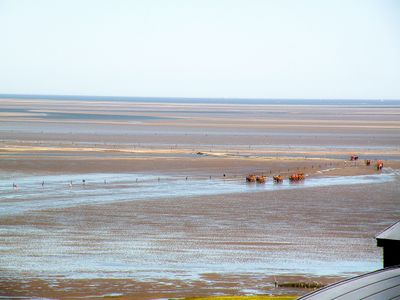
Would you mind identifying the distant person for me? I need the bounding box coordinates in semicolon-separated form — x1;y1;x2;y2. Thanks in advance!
42;181;44;187
82;179;86;185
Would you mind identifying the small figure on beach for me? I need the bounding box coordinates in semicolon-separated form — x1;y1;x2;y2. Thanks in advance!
104;179;107;184
82;179;86;185
12;182;18;190
42;181;45;187
376;160;383;171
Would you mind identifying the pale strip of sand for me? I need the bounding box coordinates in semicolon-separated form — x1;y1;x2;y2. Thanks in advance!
2;145;398;156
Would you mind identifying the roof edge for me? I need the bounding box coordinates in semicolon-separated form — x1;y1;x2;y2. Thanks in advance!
297;265;400;299
375;220;400;240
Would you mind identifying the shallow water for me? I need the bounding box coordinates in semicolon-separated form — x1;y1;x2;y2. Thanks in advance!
0;170;397;217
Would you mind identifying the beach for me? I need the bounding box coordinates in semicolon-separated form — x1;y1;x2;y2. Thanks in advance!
1;97;400;299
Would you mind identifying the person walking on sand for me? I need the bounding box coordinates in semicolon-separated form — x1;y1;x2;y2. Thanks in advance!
42;180;44;187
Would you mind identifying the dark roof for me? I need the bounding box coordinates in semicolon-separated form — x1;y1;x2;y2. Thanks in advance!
376;221;400;242
297;266;400;300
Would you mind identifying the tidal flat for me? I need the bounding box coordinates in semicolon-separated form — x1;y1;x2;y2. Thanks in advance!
1;98;400;299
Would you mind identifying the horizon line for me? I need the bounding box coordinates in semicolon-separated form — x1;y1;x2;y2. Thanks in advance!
1;93;399;102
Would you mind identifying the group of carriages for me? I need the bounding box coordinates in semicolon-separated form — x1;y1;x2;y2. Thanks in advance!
246;172;304;184
245;155;384;184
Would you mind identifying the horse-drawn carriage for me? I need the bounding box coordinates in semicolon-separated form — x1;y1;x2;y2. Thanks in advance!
246;174;266;183
289;173;305;182
273;175;284;183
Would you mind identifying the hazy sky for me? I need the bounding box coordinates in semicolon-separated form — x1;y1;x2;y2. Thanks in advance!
1;0;399;99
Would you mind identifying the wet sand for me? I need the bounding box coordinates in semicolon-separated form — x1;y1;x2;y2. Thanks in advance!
1;173;399;299
1;98;400;299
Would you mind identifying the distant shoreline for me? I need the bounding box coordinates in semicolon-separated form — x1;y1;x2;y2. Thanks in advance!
1;94;400;106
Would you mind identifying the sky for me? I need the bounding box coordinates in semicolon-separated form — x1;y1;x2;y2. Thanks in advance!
0;0;399;99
